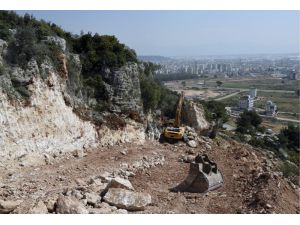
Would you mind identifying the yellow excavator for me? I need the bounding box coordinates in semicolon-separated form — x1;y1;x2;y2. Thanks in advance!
161;92;224;193
162;91;185;141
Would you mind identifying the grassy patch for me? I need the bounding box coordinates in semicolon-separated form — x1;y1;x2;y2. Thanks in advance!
256;91;299;114
222;79;300;91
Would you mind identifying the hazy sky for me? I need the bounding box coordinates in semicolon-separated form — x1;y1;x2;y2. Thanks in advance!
17;11;300;56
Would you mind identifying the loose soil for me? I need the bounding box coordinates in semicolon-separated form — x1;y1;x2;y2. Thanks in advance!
0;138;299;214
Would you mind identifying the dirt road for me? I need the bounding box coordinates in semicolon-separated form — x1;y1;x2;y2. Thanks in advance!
0;138;299;214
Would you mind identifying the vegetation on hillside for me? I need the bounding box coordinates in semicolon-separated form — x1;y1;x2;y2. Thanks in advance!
0;11;178;117
72;33;137;76
140;65;179;117
200;100;229;123
236;110;263;134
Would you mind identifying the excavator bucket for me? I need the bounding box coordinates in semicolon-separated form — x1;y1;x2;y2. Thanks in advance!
171;154;223;193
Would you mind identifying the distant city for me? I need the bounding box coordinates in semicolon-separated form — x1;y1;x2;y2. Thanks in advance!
139;54;300;79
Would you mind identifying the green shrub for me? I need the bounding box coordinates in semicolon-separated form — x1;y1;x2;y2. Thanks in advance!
5;27;43;68
278;125;299;150
0;22;10;40
200;100;229;123
159;87;179;118
286;148;300;166
94;100;110;113
140;76;161;113
73;33;138;75
279;161;299;185
83;76;108;102
236;110;262;134
14;86;31;98
0;64;4;75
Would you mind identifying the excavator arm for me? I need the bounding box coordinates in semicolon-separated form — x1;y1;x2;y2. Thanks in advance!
174;91;184;127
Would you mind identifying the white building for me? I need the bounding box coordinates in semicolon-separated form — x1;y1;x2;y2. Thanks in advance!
239;95;254;110
265;100;277;116
249;87;257;98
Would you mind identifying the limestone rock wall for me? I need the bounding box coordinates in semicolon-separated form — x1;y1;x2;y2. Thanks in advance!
103;63;143;115
0;36;146;167
97;121;145;146
0;72;98;166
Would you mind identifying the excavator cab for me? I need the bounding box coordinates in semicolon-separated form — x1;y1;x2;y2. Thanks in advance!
163;126;185;140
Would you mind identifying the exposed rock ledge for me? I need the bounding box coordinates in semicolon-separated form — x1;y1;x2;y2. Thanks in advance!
0;72;98;166
0;70;145;167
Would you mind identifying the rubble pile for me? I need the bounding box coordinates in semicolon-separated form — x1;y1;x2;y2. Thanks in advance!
0;152;166;214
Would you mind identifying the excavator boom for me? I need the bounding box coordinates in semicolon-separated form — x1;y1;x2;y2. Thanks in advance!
174;91;184;127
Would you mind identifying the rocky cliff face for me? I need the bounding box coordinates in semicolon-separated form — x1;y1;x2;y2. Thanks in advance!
0;36;146;166
102;63;143;115
0;61;98;166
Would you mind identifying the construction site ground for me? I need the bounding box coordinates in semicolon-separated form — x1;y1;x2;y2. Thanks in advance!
0;138;299;214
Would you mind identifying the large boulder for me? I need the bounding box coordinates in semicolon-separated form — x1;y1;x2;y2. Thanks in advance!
182;101;209;132
55;196;88;214
0;199;22;213
103;188;151;211
29;201;48;214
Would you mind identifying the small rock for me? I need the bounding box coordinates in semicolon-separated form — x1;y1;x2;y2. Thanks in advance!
98;172;114;182
103;188;151;211
84;192;101;206
81;199;88;206
187;140;197;148
187;135;195;140
89;202;115;214
0;199;22;213
56;195;88;214
74;178;86;186
88;208;112;214
115;209;128;214
186;148;195;155
73;149;85;158
88;177;103;186
88;182;107;193
265;204;272;209
45;196;57;213
71;189;83;200
205;144;212;150
183;155;195;163
105;177;135;192
29;201;48;214
44;154;52;165
120;149;128;155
